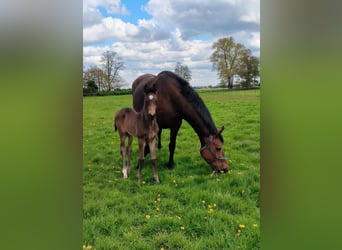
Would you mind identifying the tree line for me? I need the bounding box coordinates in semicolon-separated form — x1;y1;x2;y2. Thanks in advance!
83;36;259;95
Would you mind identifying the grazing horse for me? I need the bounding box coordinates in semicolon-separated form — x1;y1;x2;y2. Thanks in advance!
132;71;229;174
114;84;160;182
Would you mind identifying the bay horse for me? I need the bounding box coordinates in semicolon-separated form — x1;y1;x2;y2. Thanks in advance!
132;71;228;174
114;83;160;183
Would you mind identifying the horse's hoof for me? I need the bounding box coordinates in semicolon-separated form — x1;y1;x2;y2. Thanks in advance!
166;162;174;169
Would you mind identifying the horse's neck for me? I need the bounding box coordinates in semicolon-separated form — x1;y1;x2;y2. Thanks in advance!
181;108;210;146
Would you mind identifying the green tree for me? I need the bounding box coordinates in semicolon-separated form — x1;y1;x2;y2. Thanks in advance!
101;50;124;91
174;62;192;82
83;80;98;95
238;49;260;88
210;37;246;89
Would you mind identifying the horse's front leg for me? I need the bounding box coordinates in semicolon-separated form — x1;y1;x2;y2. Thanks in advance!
167;119;182;169
149;137;159;183
137;138;145;182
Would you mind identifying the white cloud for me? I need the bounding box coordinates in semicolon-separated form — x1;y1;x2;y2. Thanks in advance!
83;0;128;27
144;0;259;38
83;0;260;87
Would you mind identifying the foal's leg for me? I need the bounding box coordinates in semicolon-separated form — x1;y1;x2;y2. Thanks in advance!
120;134;128;178
137;138;145;182
126;135;133;176
149;137;160;183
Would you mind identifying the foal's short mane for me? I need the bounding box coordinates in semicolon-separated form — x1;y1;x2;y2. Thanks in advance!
159;71;219;137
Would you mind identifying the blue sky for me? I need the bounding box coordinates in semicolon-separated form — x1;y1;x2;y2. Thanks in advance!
83;0;260;87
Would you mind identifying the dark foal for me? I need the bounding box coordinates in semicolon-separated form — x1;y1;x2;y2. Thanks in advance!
114;87;159;183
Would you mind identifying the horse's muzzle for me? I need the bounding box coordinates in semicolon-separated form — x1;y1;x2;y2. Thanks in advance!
213;167;229;174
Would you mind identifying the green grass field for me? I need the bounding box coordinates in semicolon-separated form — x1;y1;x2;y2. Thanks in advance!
83;89;260;249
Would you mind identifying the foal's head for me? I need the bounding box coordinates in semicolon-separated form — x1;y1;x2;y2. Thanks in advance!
143;83;158;118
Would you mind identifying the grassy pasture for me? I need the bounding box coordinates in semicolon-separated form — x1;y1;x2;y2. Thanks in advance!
83;89;260;249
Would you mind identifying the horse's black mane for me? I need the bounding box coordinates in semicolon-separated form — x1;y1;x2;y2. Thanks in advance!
159;71;218;136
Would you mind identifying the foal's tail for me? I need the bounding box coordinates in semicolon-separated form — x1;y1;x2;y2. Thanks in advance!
114;110;126;132
114;115;118;131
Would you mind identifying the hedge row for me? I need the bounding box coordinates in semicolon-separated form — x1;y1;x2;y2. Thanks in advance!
83;88;132;96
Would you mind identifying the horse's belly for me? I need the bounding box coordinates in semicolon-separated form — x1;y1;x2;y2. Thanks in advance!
157;111;181;128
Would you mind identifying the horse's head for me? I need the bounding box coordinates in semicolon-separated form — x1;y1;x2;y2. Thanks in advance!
143;82;158;118
200;126;229;173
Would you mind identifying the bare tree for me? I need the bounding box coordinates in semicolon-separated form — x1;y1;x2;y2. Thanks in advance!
100;50;124;91
83;66;106;91
174;62;192;82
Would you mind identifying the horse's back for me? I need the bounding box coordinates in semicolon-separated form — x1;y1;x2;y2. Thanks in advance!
115;108;136;131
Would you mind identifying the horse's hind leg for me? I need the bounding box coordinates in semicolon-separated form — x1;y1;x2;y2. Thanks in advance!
149;137;160;183
157;129;162;149
126;135;133;176
137;138;145;182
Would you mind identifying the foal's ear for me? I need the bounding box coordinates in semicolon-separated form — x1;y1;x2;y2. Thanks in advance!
144;82;157;94
216;126;224;136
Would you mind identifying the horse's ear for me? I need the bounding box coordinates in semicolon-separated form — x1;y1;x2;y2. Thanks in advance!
216;126;224;136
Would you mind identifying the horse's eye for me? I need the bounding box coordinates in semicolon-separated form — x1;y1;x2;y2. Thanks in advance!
216;147;221;151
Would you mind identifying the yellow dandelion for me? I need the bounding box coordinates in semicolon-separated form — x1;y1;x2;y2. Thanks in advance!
180;226;185;230
213;203;217;207
86;246;92;250
208;208;214;214
156;207;160;211
239;224;245;229
145;214;151;220
141;181;146;185
176;216;181;220
208;205;212;209
173;179;177;183
157;198;161;202
160;248;165;250
253;223;258;228
201;200;206;204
